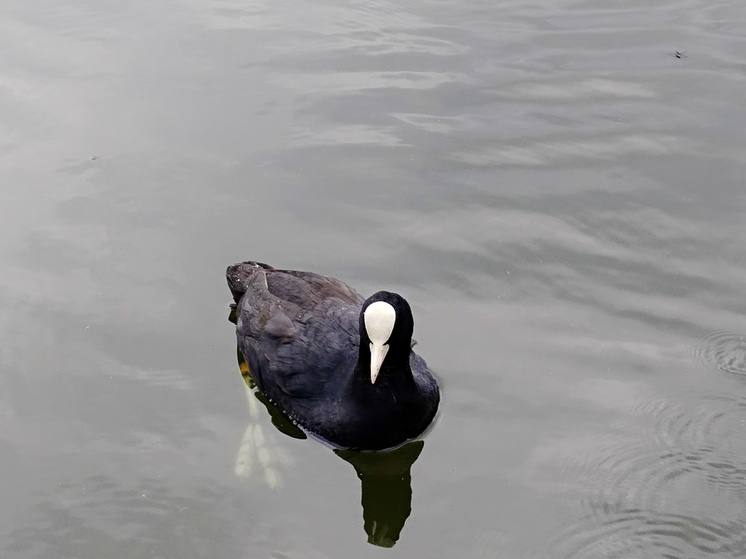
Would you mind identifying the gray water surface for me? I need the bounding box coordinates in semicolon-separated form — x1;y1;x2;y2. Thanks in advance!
1;0;746;557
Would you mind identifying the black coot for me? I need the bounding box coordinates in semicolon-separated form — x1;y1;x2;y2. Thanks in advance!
227;261;440;450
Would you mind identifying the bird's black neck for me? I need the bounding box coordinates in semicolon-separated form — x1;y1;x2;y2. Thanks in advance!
351;342;415;391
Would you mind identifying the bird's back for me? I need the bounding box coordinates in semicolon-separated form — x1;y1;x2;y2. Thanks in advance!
229;262;365;404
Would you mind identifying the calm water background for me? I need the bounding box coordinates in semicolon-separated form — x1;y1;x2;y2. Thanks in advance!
1;0;746;557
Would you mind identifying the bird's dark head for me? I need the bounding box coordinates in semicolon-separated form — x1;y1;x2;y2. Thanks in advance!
359;291;414;384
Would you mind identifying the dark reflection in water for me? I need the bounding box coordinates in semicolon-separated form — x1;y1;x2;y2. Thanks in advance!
231;309;425;547
335;443;423;548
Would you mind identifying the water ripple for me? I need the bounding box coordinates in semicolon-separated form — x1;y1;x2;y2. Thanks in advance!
607;394;746;505
693;330;746;377
555;510;746;559
630;395;742;450
540;391;746;558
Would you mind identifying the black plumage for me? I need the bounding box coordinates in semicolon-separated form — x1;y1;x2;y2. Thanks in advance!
227;261;440;450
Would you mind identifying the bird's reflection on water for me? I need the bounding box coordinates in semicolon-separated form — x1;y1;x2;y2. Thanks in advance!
230;308;426;547
335;442;423;548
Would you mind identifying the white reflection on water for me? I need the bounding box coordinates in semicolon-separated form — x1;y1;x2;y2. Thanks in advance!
453;133;697;167
493;77;657;100
234;384;291;489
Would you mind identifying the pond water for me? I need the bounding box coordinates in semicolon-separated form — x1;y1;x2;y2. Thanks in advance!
1;0;745;557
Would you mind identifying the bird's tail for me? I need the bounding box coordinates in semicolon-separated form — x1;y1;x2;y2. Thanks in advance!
226;261;274;303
